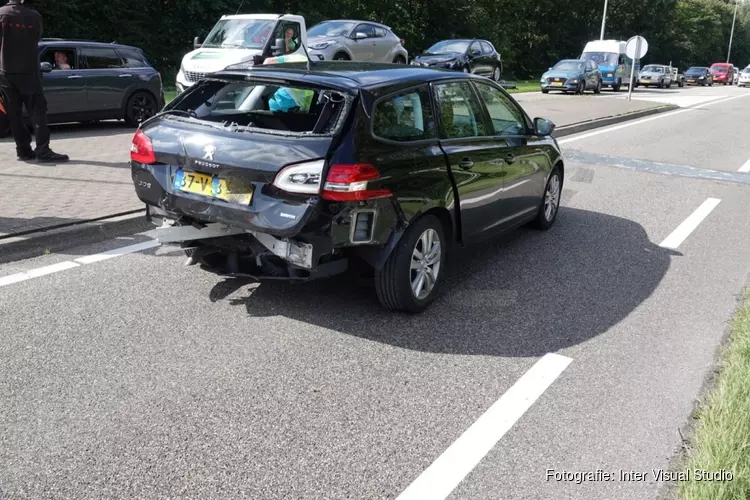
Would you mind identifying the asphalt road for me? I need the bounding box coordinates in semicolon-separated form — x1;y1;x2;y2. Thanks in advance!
2;84;750;500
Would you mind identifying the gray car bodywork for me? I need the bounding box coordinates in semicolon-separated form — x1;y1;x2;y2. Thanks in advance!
306;19;408;63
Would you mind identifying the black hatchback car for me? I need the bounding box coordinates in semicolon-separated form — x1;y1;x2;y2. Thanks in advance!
411;39;503;81
130;62;563;313
0;39;164;137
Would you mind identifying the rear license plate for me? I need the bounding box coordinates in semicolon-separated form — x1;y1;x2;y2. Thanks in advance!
552;82;563;86
687;79;695;83
173;169;254;205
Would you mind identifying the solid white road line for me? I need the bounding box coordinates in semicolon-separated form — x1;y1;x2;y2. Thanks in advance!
396;353;573;500
0;261;81;288
738;158;750;173
558;93;750;145
74;240;160;264
659;198;722;250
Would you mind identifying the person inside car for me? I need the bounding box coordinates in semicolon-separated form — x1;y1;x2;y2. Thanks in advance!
54;51;71;70
284;27;298;54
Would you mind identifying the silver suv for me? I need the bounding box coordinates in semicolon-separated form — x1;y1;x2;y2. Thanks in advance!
306;19;408;63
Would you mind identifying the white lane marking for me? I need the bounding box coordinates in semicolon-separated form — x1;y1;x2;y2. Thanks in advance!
74;240;160;264
558;93;750;145
738;158;750;173
396;353;573;500
659;198;722;250
0;261;81;288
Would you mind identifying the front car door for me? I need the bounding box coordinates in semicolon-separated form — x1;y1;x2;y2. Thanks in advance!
79;46;129;113
467;41;484;74
38;46;86;116
431;80;507;244
586;60;598;89
472;80;551;224
350;23;377;60
480;41;496;77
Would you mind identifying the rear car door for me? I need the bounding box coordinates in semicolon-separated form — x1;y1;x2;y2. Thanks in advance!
472;80;549;223
371;26;394;61
350;23;377;61
38;46;87;116
431;80;509;244
480;41;496;76
80;46;130;113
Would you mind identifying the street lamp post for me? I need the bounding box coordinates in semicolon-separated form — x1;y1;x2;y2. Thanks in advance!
727;0;739;63
600;0;609;40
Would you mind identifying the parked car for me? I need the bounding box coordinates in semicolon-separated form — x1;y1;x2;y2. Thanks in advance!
410;39;503;81
306;20;407;63
669;67;685;87
710;63;734;85
540;59;602;94
0;39;164;137
733;66;740;84
683;66;713;86
637;64;673;88
739;66;750;87
131;63;563;312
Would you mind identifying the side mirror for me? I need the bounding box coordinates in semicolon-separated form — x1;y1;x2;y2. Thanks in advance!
194;36;202;50
40;61;53;73
271;37;284;56
534;117;555;136
354;32;367;40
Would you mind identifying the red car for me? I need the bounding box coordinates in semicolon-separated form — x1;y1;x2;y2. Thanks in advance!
710;63;734;85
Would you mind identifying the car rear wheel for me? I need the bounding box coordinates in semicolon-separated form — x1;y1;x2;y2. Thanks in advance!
375;214;446;313
125;91;157;127
530;166;562;230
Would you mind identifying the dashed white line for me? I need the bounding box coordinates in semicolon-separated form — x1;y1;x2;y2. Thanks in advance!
74;240;160;264
738;158;750;173
396;353;573;500
659;198;722;250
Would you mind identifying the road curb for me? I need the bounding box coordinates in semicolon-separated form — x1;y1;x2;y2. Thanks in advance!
553;104;680;138
0;209;150;265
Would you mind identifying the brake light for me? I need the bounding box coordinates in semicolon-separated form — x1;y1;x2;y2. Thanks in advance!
321;164;391;201
130;129;156;164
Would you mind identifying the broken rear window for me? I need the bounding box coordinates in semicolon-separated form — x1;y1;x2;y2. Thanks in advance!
165;79;352;136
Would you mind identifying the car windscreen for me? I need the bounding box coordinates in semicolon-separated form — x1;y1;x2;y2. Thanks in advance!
581;52;619;67
426;40;470;54
308;21;356;37
553;61;584;71
685;67;705;74
162;79;352;136
641;65;662;72
202;19;277;49
744;68;750;74
711;66;728;72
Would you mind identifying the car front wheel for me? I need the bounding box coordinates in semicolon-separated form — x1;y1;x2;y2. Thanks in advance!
375;214;446;313
492;66;501;81
531;166;562;230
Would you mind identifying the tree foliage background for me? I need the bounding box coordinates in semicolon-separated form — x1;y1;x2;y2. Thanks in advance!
33;0;750;81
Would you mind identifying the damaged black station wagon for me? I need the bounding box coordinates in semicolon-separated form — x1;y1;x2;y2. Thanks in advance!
130;62;564;313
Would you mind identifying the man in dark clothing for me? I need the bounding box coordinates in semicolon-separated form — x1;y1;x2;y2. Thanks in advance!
0;0;68;162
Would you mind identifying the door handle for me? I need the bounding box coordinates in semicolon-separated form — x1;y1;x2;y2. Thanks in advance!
504;153;516;164
67;75;82;79
458;158;474;170
119;74;133;78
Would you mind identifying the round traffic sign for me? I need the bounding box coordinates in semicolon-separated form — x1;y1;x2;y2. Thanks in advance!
626;36;648;60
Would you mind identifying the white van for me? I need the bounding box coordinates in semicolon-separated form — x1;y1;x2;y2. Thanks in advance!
580;39;638;91
176;14;308;93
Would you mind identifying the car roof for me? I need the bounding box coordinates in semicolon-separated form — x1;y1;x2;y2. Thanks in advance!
313;19;392;30
214;62;487;92
39;39;142;51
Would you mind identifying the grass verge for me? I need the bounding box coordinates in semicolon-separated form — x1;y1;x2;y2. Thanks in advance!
164;88;177;104
506;80;540;94
678;288;750;500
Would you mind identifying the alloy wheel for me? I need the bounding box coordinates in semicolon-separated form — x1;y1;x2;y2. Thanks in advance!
493;67;500;81
544;173;561;222
410;228;441;300
131;94;156;123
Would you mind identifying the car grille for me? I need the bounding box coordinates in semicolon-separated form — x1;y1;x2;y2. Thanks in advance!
641;76;651;80
184;71;208;83
548;77;567;84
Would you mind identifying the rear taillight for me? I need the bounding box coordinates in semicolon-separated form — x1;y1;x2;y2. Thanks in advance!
321;164;391;201
130;129;156;164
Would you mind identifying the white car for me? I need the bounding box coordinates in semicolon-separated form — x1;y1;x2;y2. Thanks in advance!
739;66;750;87
176;14;308;93
733;66;740;84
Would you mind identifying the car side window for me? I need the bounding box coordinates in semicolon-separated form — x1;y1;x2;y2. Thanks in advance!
81;47;124;69
372;87;436;142
433;81;488;139
118;48;147;68
470;41;482;55
40;48;77;70
354;24;376;38
481;41;492;54
473;82;527;136
373;27;386;38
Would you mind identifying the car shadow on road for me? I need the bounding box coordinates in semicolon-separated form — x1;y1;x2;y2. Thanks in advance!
209;208;680;357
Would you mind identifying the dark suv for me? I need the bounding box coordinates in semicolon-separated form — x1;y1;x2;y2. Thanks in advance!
0;39;164;136
130;62;563;313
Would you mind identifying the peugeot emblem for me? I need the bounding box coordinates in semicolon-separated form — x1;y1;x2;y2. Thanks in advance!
203;145;216;161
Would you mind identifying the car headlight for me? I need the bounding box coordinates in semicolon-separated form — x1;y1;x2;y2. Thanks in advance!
225;60;255;70
569;79;578;84
309;41;334;50
699;76;704;79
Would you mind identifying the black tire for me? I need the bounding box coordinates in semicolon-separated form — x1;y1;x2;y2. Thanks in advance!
125;91;157;127
530;166;563;230
612;79;621;91
463;65;471;74
577;81;584;94
666;80;672;88
678;79;684;88
658;79;664;89
392;56;406;64
594;79;602;94
375;214;447;313
541;88;549;94
491;65;501;81
333;52;350;61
